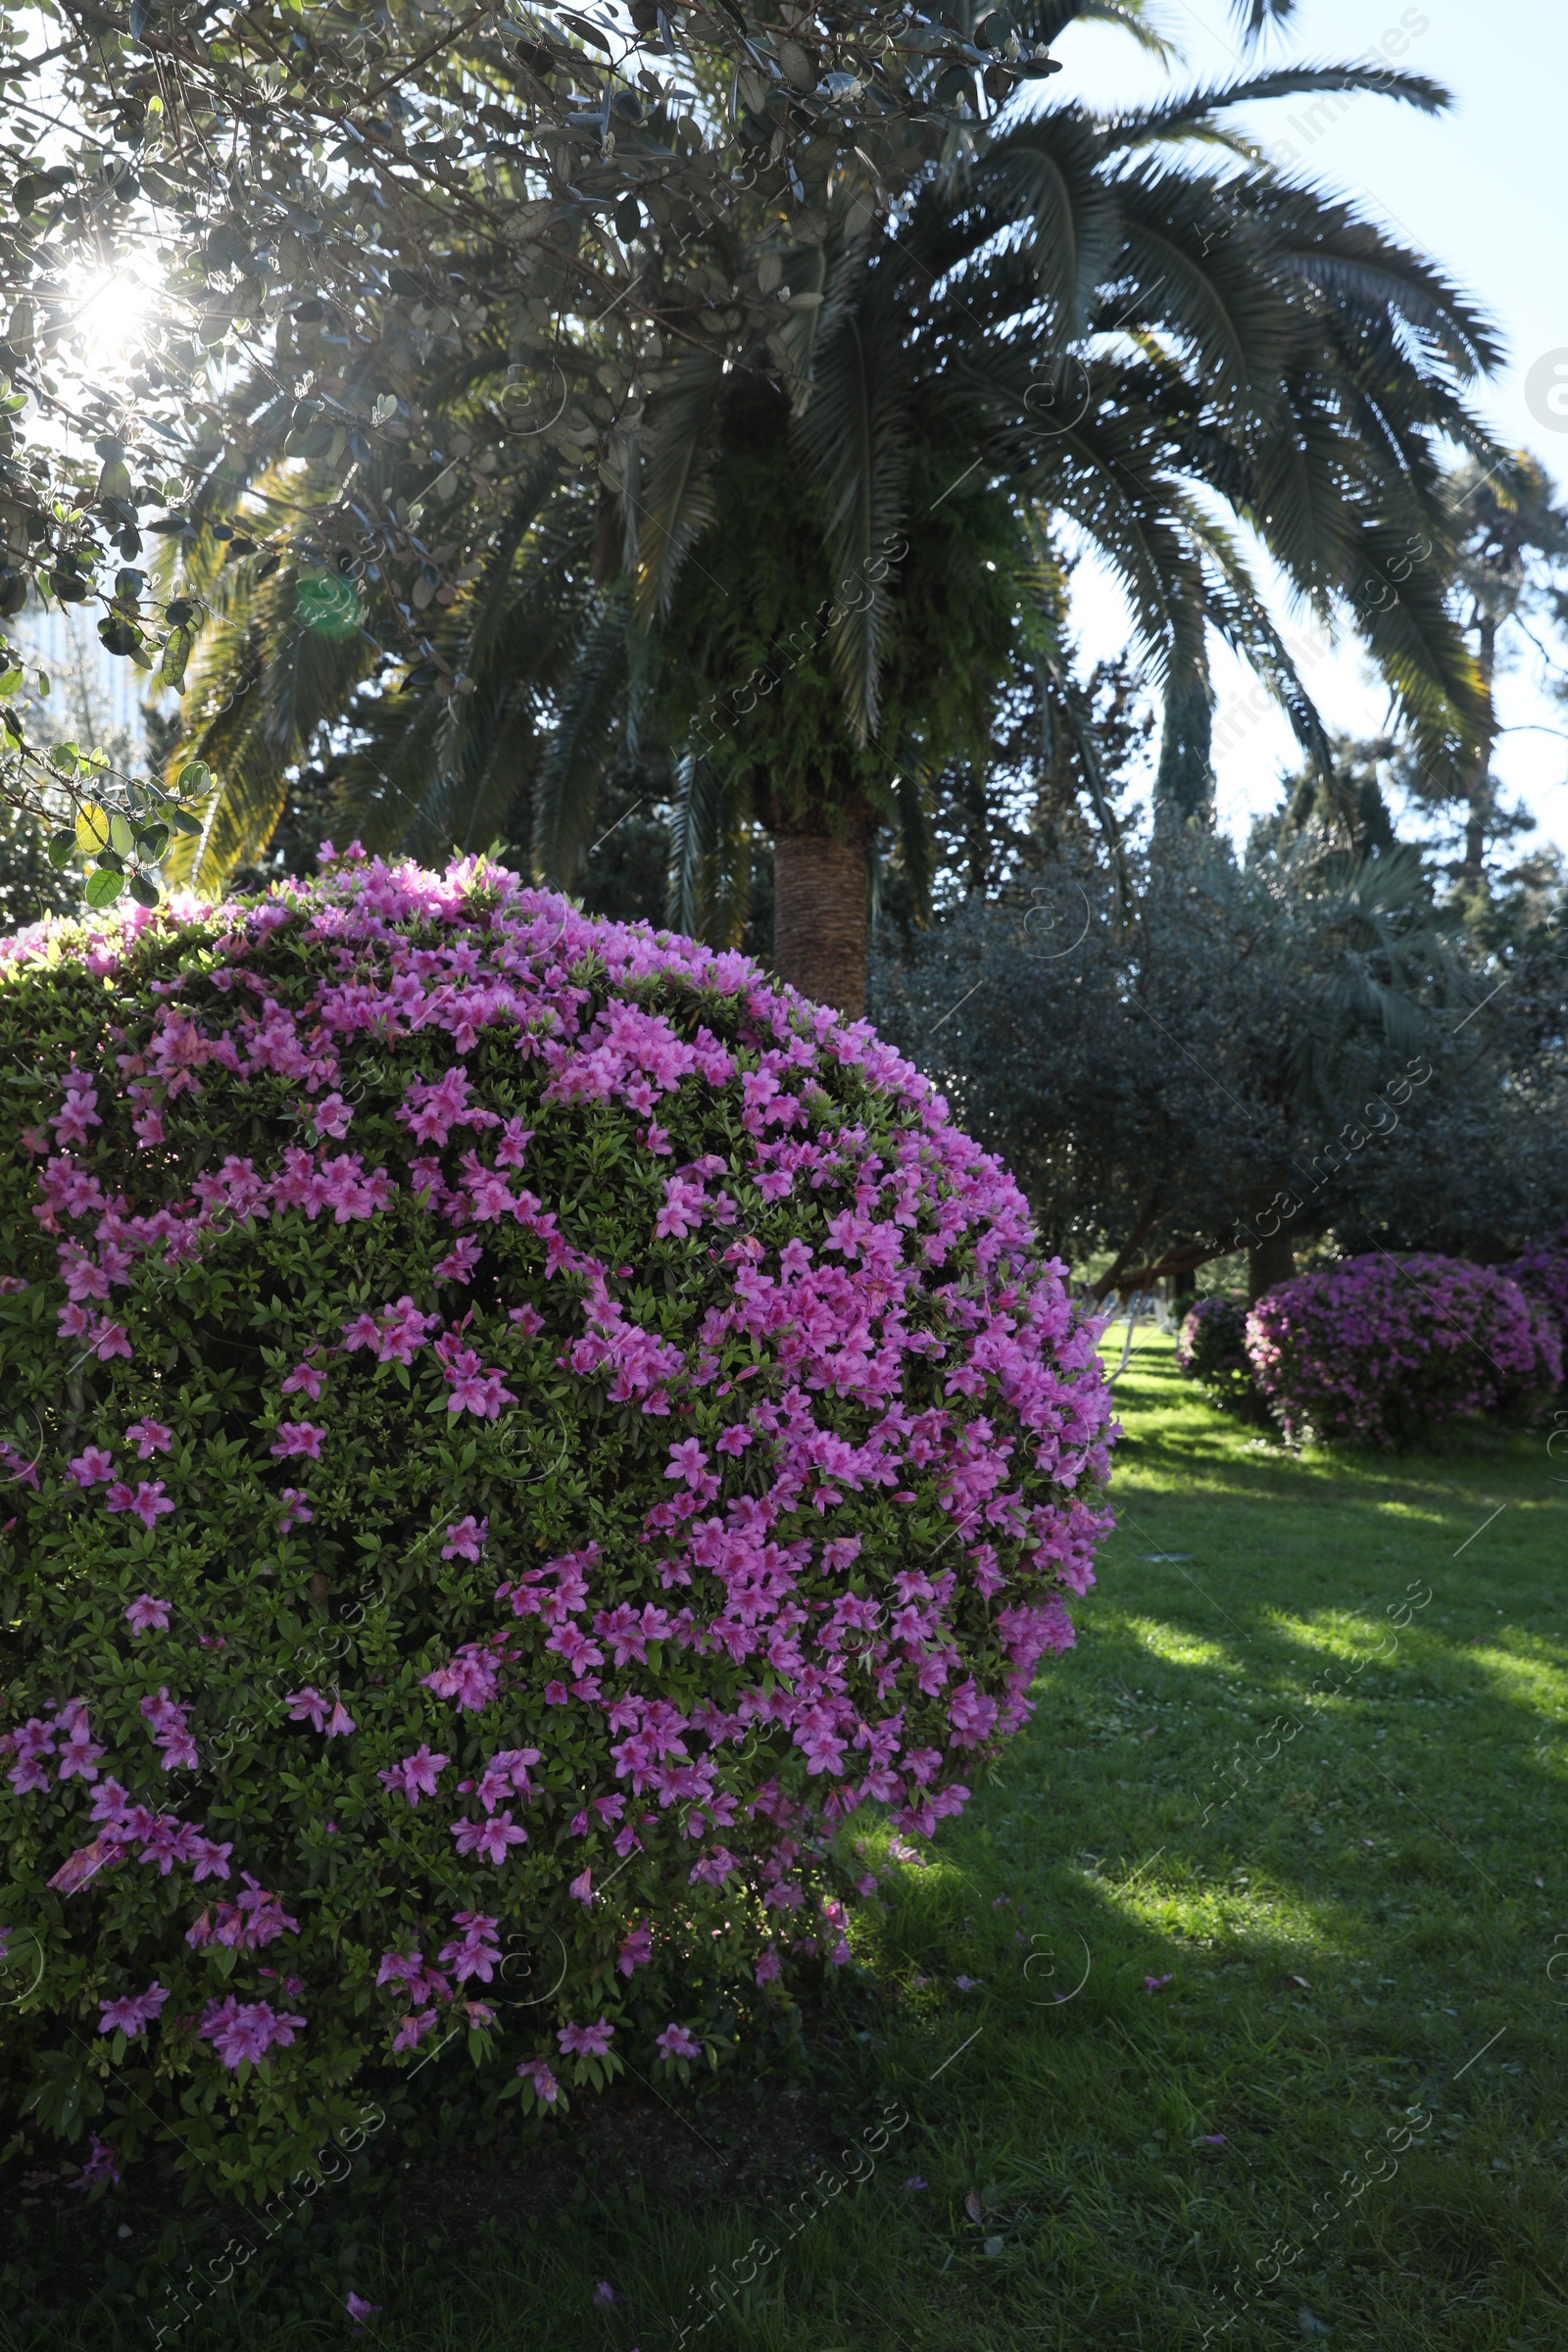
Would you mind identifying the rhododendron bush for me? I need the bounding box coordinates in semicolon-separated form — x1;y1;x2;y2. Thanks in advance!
1174;1296;1253;1409
1511;1224;1568;1364
1246;1253;1561;1448
0;854;1114;2196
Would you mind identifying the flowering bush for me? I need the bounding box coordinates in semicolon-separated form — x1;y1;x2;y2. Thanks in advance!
0;852;1114;2196
1510;1225;1568;1369
1174;1296;1254;1408
1245;1253;1561;1447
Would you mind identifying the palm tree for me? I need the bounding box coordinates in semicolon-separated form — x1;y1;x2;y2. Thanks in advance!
1408;453;1568;889
167;1;1498;1019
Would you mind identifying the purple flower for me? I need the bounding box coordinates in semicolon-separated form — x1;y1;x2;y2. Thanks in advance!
98;1981;170;2039
558;2017;614;2058
377;1744;449;1807
346;2290;381;2330
441;1513;489;1561
123;1593;171;1635
655;2023;701;2063
1144;1974;1173;1993
199;1995;307;2069
73;2135;121;2192
270;1421;324;1459
286;1687;328;1732
105;1479;173;1531
516;2055;560;2104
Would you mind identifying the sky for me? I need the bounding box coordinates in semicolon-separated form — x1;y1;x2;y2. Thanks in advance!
1052;0;1568;859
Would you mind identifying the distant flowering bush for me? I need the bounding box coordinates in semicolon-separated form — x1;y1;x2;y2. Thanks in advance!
1245;1253;1561;1447
0;852;1114;2197
1174;1296;1254;1408
1510;1225;1568;1369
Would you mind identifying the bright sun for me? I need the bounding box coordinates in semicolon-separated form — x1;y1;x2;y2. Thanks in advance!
61;267;160;368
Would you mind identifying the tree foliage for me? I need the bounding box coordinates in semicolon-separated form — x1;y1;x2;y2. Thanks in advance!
151;2;1498;955
869;823;1568;1292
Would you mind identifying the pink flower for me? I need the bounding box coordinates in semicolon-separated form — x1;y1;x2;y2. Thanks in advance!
444;1363;516;1419
1144;1974;1173;1993
138;1687;197;1771
377;1744;449;1807
433;1237;484;1284
280;1363;323;1401
124;1419;172;1459
516;2055;560;2104
346;2292;381;2331
450;1810;528;1864
324;1694;356;1739
655;2023;701;2063
68;1446;114;1488
98;1981;169;2039
199;1996;307;2069
755;1948;781;1985
437;1911;501;1984
557;2018;614;2059
286;1687;328;1732
74;2136;121;2192
392;2008;439;2052
441;1514;489;1562
123;1594;171;1635
568;1867;594;1908
663;1437;709;1487
270;1421;324;1459
472;1746;539;1811
618;1925;653;1977
105;1479;173;1531
278;1488;313;1533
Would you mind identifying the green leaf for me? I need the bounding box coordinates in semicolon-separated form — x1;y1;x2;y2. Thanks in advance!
128;872;161;908
135;821;171;862
176;760;212;795
84;867;123;908
46;829;75;869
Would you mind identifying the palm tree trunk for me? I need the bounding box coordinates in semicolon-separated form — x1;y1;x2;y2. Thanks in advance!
1460;610;1498;887
771;821;871;1016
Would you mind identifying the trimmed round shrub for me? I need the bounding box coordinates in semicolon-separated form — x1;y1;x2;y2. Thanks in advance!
1174;1295;1253;1407
0;853;1114;2195
1245;1252;1562;1447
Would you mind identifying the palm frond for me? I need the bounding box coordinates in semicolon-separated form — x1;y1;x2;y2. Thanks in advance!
1101;65;1450;153
532;585;633;885
666;749;754;947
631;347;727;624
793;254;914;743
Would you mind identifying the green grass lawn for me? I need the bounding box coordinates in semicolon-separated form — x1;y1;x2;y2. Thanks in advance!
10;1333;1568;2349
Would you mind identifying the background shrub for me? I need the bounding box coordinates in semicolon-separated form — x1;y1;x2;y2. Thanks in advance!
0;853;1114;2198
1245;1253;1561;1447
1174;1296;1254;1409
